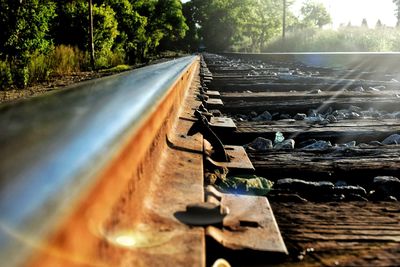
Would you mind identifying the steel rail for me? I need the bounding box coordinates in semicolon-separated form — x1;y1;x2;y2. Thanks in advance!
0;56;199;267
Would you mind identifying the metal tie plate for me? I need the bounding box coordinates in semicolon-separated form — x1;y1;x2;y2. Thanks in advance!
209;117;237;131
206;90;221;98
206;186;288;254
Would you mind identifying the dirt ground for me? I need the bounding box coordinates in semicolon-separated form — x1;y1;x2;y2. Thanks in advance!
0;71;125;104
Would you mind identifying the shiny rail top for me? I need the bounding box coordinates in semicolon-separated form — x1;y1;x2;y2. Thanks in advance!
0;56;197;267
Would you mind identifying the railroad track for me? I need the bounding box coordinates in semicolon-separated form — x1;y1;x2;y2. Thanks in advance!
0;53;399;267
202;53;400;266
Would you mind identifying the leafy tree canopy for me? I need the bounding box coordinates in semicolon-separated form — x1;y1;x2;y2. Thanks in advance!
0;0;56;62
300;0;332;28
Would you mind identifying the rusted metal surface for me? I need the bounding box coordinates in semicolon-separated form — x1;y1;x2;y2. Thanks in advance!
206;145;255;173
0;57;207;267
209;117;237;131
205;98;224;109
206;90;221;98
206;187;287;254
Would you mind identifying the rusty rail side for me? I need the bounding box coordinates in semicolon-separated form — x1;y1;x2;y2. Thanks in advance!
0;56;204;267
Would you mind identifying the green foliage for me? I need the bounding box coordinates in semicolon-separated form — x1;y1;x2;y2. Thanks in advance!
99;64;130;73
236;0;284;52
0;61;13;89
49;45;88;75
93;4;120;68
265;27;400;52
99;0;147;63
0;0;56;87
179;2;200;51
0;0;56;61
28;51;52;83
300;0;332;28
52;1;119;61
184;0;293;52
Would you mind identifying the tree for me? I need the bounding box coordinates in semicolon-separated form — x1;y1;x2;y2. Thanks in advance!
300;0;332;28
183;0;288;52
98;0;147;63
0;0;56;86
376;19;383;28
238;0;285;51
179;1;201;51
51;0;119;67
149;0;188;53
361;18;368;28
394;0;400;27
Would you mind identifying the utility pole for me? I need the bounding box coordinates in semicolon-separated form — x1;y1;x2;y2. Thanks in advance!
282;0;286;39
89;0;95;69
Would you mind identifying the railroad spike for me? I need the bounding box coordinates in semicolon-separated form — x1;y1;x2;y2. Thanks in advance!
187;111;229;162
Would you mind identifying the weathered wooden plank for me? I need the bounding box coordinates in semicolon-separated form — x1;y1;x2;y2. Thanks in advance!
249;147;400;180
209;81;400;92
228;119;400;144
271;202;400;267
222;97;400;113
221;90;400;101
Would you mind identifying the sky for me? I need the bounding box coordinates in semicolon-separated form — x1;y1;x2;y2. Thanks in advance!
291;0;398;28
181;0;398;28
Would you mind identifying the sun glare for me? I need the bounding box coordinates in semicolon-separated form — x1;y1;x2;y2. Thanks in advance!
291;0;397;28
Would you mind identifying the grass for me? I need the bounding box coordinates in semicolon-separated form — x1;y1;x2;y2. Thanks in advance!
0;45;130;90
99;64;131;73
264;27;400;52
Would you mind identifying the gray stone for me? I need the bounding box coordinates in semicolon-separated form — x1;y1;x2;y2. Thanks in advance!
333;185;367;197
353;86;365;92
367;86;380;92
349;105;362;112
340;141;357;148
249;111;258;118
253;110;272;121
335;180;347;186
369;141;383;146
280;114;292;120
346;194;368;201
299;139;317;148
305;115;324;124
302;140;332;150
349;112;361;119
275;179;335;199
373;176;400;199
294;113;307;120
308;89;322;94
235;114;248;121
326;114;337;123
245;137;273;152
386;196;398;202
308;109;319;117
382;134;400;145
274;139;295;150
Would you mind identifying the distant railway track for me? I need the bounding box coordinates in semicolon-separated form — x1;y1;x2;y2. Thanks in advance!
0;53;399;267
